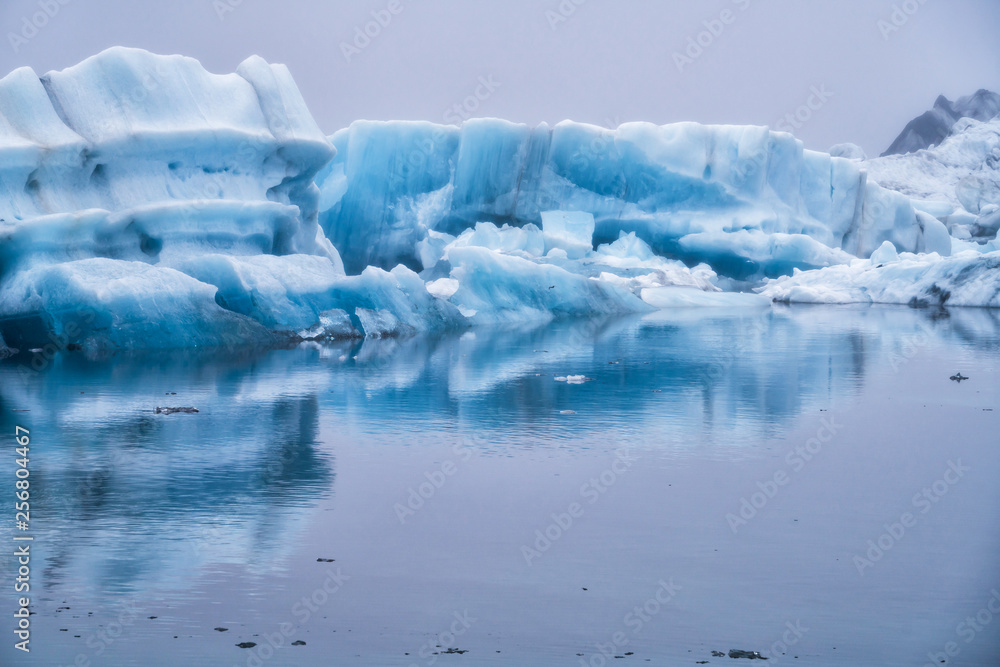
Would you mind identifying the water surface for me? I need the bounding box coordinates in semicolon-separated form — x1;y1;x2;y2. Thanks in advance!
2;305;999;666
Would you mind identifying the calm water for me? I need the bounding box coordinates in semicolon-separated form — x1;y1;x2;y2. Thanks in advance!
1;305;999;666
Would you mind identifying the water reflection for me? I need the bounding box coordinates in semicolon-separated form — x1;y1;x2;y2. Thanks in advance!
0;304;998;605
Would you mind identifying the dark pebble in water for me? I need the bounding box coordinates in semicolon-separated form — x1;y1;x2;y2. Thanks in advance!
215;628;228;632
292;640;306;646
236;642;257;649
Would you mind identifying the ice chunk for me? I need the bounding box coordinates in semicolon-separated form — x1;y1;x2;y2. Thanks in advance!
354;308;415;338
426;278;460;299
759;250;1000;308
828;143;867;160
640;287;771;309
917;212;952;256
297;309;360;340
869;241;899;265
555;375;589;384
541;211;595;260
442;246;651;324
595;231;656;262
445;222;545;258
0;259;274;351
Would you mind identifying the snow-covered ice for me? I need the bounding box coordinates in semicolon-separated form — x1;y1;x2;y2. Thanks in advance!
759;246;1000;308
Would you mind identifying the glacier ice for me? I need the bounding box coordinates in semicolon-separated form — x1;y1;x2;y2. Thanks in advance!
1;49;999;354
0;48;466;350
316;118;941;279
759;249;1000;308
541;210;596;260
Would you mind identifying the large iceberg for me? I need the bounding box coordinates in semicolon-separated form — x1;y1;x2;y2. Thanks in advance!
1;49;997;354
0;48;473;350
316;118;943;278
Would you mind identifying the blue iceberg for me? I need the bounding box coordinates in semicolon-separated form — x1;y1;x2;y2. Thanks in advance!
0;48;994;354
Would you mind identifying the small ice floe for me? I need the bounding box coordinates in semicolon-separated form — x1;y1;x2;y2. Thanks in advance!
154;407;199;415
559;410;577;415
555;375;595;384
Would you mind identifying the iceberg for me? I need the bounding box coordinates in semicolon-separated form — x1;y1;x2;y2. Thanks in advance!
2;48;998;354
0;48;468;349
317;118;940;278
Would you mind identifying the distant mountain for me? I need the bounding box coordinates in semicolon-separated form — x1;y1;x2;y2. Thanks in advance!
881;89;1000;157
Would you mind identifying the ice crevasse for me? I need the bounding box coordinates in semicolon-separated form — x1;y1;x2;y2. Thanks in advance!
0;47;989;354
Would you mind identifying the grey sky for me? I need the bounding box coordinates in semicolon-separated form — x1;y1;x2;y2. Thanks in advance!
1;0;998;155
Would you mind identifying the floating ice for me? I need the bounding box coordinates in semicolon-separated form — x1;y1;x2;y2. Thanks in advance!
317;118;938;278
759;250;1000;308
2;49;998;354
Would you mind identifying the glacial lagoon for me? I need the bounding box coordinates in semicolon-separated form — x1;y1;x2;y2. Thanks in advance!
1;305;998;666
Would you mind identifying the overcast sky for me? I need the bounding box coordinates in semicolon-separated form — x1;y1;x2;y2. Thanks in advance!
1;0;998;155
